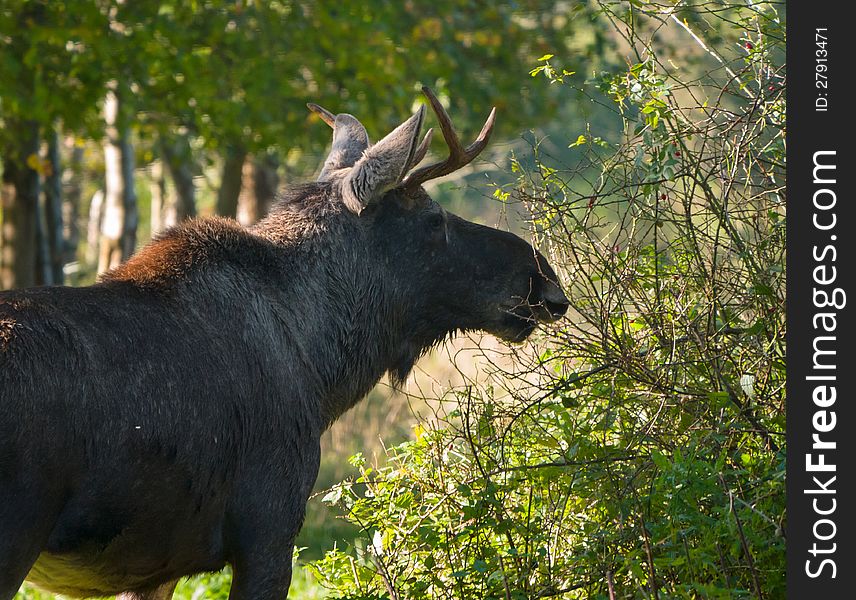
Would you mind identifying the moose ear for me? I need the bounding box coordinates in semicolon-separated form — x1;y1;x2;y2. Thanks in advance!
341;105;425;215
313;111;370;181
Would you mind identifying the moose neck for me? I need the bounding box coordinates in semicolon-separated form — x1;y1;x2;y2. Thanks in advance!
252;194;438;429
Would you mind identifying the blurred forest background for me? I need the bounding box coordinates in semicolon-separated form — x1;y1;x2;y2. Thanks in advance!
4;0;785;598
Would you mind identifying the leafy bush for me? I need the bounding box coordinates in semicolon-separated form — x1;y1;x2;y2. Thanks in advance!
309;2;786;598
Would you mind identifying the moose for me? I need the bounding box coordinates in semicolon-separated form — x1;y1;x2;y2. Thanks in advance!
0;87;568;599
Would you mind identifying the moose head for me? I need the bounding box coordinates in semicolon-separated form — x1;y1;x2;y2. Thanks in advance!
299;86;569;385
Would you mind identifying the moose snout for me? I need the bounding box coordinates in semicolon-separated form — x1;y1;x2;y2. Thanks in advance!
532;274;569;322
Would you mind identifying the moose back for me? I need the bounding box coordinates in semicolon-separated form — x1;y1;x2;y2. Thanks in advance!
0;88;568;600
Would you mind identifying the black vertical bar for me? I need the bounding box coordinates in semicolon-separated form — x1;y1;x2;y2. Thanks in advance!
787;1;853;596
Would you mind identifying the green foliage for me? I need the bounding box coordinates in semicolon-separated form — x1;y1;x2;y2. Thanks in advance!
0;0;108;136
19;562;328;599
168;562;326;599
308;2;786;598
2;1;601;168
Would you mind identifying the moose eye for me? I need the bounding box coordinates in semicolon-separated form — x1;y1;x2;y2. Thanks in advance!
427;213;445;231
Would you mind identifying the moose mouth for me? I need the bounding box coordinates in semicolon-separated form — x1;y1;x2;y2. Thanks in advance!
495;297;568;343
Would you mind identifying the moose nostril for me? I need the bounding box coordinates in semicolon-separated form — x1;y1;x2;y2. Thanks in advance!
544;299;569;319
541;279;569;318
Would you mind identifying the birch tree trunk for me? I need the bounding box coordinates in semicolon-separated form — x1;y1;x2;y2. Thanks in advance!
238;153;280;225
98;86;138;274
150;157;167;235
86;189;104;265
235;158;256;226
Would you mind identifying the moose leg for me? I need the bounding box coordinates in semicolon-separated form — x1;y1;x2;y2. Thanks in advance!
0;534;49;598
226;492;307;600
117;580;179;600
0;542;39;600
0;529;38;600
228;560;294;600
226;443;320;600
0;487;60;600
226;507;301;600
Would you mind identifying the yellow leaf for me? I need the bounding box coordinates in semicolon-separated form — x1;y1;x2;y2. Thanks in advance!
26;153;41;171
25;153;52;177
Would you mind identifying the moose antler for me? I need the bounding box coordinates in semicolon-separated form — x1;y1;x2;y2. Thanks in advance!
402;86;496;189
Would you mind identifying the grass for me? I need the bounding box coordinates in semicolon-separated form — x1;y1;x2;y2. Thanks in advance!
18;564;327;600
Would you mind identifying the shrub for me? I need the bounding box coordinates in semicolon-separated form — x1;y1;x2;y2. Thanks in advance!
309;2;786;598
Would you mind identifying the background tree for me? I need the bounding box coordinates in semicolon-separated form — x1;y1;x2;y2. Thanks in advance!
43;128;64;284
0;0;107;286
97;84;137;273
0;119;40;289
3;0;601;289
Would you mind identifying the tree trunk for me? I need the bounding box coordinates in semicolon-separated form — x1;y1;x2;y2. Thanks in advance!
0;120;40;290
216;144;247;219
62;137;83;265
150;157;167;235
44;127;65;285
86;189;104;265
238;153;280;225
98;89;124;272
119;111;138;259
34;170;52;286
236;158;256;226
161;134;196;222
98;86;137;274
254;153;280;219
